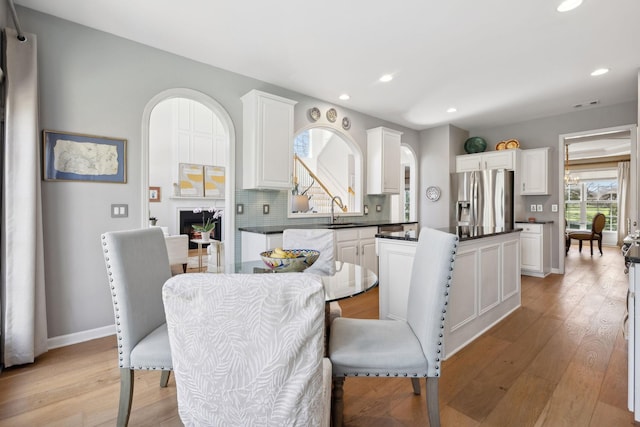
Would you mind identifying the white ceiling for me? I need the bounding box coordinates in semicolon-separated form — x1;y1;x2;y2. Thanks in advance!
12;0;640;131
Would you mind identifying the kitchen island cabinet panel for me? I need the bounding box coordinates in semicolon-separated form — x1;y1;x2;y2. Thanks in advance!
377;239;416;321
377;230;521;359
479;243;501;314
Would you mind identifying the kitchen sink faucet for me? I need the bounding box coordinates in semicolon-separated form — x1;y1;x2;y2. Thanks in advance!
330;196;343;225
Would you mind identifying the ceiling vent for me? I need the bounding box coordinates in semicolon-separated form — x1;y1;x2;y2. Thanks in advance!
573;99;600;108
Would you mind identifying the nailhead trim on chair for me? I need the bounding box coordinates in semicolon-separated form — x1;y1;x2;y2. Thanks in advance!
103;235;127;367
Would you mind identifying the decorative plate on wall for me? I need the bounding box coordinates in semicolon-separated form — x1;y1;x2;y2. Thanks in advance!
326;108;337;123
308;107;321;122
342;117;351;130
426;186;441;202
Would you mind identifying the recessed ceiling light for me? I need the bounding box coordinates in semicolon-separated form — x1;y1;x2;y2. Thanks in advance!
339;94;350;100
379;74;393;83
590;68;609;76
446;107;457;113
557;0;582;12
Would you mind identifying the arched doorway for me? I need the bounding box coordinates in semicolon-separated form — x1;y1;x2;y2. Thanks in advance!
141;88;236;266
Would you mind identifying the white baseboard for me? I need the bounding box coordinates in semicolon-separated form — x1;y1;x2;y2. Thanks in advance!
47;324;115;350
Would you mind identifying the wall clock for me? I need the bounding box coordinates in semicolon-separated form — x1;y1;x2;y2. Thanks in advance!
426;186;441;202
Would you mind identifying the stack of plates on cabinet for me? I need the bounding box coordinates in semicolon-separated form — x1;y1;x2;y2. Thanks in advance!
496;139;520;150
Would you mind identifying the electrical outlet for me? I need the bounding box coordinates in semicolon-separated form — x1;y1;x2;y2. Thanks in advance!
376;205;382;212
537;204;543;212
236;204;244;214
551;204;558;212
530;204;537;212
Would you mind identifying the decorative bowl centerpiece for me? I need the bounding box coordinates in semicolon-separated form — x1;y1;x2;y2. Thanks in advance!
464;136;488;154
260;248;320;272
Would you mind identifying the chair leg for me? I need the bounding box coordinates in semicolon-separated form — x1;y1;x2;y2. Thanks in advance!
117;368;134;427
160;370;171;387
332;377;345;427
411;377;421;395
598;237;603;255
578;240;583;252
590;239;593;256
182;263;187;273
426;377;440;427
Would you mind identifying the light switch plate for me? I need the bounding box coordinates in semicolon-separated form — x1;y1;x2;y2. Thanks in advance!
551;204;558;212
263;204;270;214
376;205;382;212
111;204;128;218
530;204;537;212
537;204;543;212
236;204;244;214
364;205;369;215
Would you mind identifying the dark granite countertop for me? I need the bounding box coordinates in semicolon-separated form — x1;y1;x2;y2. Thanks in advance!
376;226;522;242
515;220;555;224
238;221;418;235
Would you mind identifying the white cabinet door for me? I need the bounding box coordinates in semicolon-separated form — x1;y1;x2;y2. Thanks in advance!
456;154;483;172
241;90;297;189
520;233;541;272
483;150;516;170
367;127;402;194
241;231;283;262
360;238;378;276
520;148;550;195
335;227;378;273
456;150;517;172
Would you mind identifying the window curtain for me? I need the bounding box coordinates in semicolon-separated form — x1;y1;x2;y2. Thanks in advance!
1;27;48;368
617;160;630;246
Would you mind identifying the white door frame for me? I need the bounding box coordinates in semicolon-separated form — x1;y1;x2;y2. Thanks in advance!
557;123;637;274
141;88;236;266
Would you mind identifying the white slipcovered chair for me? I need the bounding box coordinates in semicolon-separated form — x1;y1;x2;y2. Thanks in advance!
164;234;189;273
100;228;173;427
283;228;342;323
329;227;458;427
163;273;331;426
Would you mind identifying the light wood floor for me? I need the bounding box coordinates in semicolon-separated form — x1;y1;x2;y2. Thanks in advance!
0;244;635;426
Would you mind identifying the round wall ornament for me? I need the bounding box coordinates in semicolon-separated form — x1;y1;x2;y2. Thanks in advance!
326;108;337;123
308;107;321;122
426;186;441;202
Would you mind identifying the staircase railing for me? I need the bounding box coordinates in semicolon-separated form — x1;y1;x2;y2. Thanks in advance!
293;154;347;213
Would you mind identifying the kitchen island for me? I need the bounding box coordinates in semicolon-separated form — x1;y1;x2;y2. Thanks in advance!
376;226;521;359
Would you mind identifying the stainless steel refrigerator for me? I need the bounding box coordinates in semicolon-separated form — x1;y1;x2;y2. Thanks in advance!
455;169;514;228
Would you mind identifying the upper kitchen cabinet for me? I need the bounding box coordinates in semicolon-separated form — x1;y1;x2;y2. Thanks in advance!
519;147;550;195
456;149;518;172
241;90;297;190
367;126;402;194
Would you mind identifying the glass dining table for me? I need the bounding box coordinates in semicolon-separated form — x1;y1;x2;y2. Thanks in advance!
222;260;379;303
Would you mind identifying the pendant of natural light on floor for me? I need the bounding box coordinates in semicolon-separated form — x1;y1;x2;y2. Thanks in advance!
591;68;609;76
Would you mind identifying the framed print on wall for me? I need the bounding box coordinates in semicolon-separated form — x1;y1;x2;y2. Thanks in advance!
42;130;127;183
179;163;204;197
204;165;225;198
149;186;161;202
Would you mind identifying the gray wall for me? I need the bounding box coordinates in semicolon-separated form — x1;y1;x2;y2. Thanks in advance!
17;7;419;340
468;101;638;270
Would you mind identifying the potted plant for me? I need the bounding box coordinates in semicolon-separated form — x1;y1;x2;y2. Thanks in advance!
192;218;215;242
149;216;158;226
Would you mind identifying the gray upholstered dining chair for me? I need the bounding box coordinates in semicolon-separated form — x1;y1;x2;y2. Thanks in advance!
100;228;173;427
283;228;342;323
163;272;330;426
329;227;458;427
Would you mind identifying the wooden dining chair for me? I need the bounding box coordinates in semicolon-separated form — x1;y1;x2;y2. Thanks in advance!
329;227;458;427
567;213;606;256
